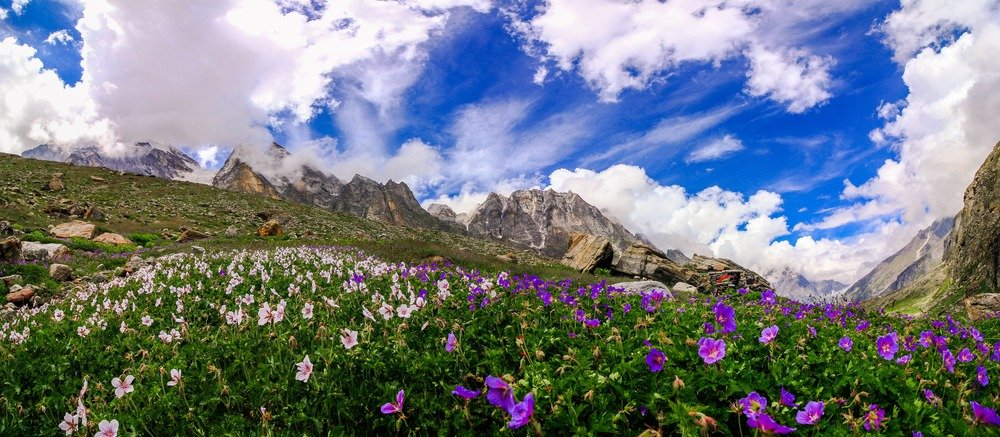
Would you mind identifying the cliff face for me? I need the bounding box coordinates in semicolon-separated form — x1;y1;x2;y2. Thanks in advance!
23;143;212;183
946;141;1000;294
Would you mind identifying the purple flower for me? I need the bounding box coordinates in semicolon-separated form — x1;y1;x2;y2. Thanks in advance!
646;348;666;373
839;336;853;352
896;354;912;365
978;366;990;387
808;326;817;337
452;385;480;399
698;337;726;364
445;332;457;353
485;375;516;412
796;401;824;425
703;322;716;335
713;302;737;333
380;390;405;415
959;348;975;363
876;333;899;361
754;414;796;434
923;389;940;406
913;432;923;437
583;318;601;328
942;349;956;373
761;290;777;305
507;393;535;429
759;325;779;344
862;404;885;431
919;331;933;348
779;387;797;408
972;401;1000;426
739;392;768;419
856;320;870;331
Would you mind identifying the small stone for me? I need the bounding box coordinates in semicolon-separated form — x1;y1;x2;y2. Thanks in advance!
48;173;65;191
673;282;698;293
497;252;518;264
49;263;73;282
257;219;283;237
124;255;147;274
192;245;206;254
6;286;34;306
225;225;239;237
20;241;70;261
89;175;106;182
0;275;22;287
176;229;208;243
50;221;96;239
0;236;21;262
93;232;131;245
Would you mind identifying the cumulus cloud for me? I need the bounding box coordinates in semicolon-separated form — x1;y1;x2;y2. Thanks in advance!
44;29;74;45
507;0;853;111
686;135;745;163
11;0;30;15
0;8;8;21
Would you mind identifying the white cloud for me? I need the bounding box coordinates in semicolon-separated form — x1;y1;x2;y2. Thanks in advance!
686;135;744;163
745;44;834;113
507;0;856;111
44;29;74;45
0;7;8;21
11;0;30;15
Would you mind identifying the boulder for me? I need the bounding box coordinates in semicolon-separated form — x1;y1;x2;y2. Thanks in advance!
966;293;1000;320
257;219;283;237
560;234;613;273
93;232;131;245
48;173;65;191
498;252;518;264
225;225;239;237
49;263;72;282
610;280;670;295
83;206;105;221
256;210;292;225
673;282;698;293
90;175;106;182
6;286;34;306
177;229;208;243
0;220;12;237
0;237;21;262
613;242;690;286
191;245;206;254
50;221;96;239
21;241;70;261
124;255;148;274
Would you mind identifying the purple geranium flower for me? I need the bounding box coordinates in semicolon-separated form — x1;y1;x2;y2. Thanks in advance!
583;318;601;328
862;404;885;431
959;348;975;363
896;354;912;365
839;336;853;352
698;337;726;365
485;375;516;412
796;401;824;425
942;349;956;373
779;387;797;408
972;401;1000;426
445;332;457;352
704;322;716;335
507;393;535;429
876;333;899;361
739;392;768;419
978;366;989;387
646;348;666;372
754;414;795;434
452;385;480;399
380;390;405;415
760;325;779;344
761;290;777;305
713;302;737;333
923;389;940;406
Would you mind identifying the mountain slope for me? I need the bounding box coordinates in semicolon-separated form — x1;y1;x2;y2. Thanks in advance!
22;143;212;183
765;266;846;303
844;217;954;302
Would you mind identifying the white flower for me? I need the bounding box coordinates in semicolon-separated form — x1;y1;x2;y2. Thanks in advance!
111;375;134;398
53;309;65;322
119;321;127;333
301;303;314;320
59;412;79;435
379;303;394;320
295;355;313;383
396;305;413;319
97;419;119;437
341;329;359;350
257;303;274;326
77;326;90;337
141;315;153;327
167;369;181;387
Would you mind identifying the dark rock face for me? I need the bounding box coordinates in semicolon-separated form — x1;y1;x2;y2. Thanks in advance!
946;141;1000;294
560;234;614;272
23;143;206;182
612;243;772;293
844;218;953;302
427;203;458;223
465;190;639;259
213;160;283;200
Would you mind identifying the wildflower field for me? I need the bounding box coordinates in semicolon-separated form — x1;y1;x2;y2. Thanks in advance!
1;246;999;435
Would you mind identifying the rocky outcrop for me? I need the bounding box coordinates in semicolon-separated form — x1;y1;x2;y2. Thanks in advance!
50;221;96;239
965;293;1000;320
48;173;65;191
560;234;613;272
21;241;69;261
946;141;1000;295
0;237;21;262
23;142;212;183
329;176;448;229
93;233;131;245
766;266;847;303
465;189;641;259
609;280;669;294
844;218;953;302
612;243;689;286
258;220;283;237
612;243;771;293
427;203;457;222
213;160;283;200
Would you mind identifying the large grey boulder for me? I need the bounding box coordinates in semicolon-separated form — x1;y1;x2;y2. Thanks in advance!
560;234;613;273
611;280;669;294
21;241;70;261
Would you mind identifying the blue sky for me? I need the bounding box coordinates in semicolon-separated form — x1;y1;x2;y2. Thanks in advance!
1;0;998;285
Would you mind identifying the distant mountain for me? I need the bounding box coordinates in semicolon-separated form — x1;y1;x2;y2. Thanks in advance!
765;266;847;303
22;143;212;183
844;217;954;303
213;143;452;230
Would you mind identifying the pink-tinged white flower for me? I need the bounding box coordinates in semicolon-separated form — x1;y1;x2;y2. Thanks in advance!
77;326;90;337
362;307;375;321
141;315;153;327
295;355;314;383
323;297;339;308
97;419;119;437
258;303;275;326
53;309;65;322
341;329;359;349
59;412;79;435
158;331;174;343
379;303;394;320
167;369;182;387
274;300;287;323
111;375;134;398
397;305;413;319
225;309;244;325
302;303;314;320
119;321;127;333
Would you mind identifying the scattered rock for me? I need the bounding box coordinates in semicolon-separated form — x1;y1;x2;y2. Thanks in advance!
424;255;446;265
48;173;65;191
611;280;670;295
257;219;283;237
1;275;22;287
49;263;73;282
192;245;206;254
93;232;131;245
256;210;292;225
613;243;688;286
83;206;105;221
50;221;96;239
560;234;613;273
497;252;518;264
21;241;70;261
89;271;109;284
176;229;208;243
0;221;12;237
966;293;1000;320
0;237;21;262
6;286;34;306
225;225;239;237
673;282;698;293
89;175;106;182
124;255;148;274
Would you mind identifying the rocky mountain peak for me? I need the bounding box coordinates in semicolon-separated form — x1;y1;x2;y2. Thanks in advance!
23;142;211;183
945;140;1000;294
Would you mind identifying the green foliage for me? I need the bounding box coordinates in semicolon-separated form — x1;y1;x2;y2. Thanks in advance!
593;267;612;276
65;237;135;254
128;233;161;247
0;263;58;295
